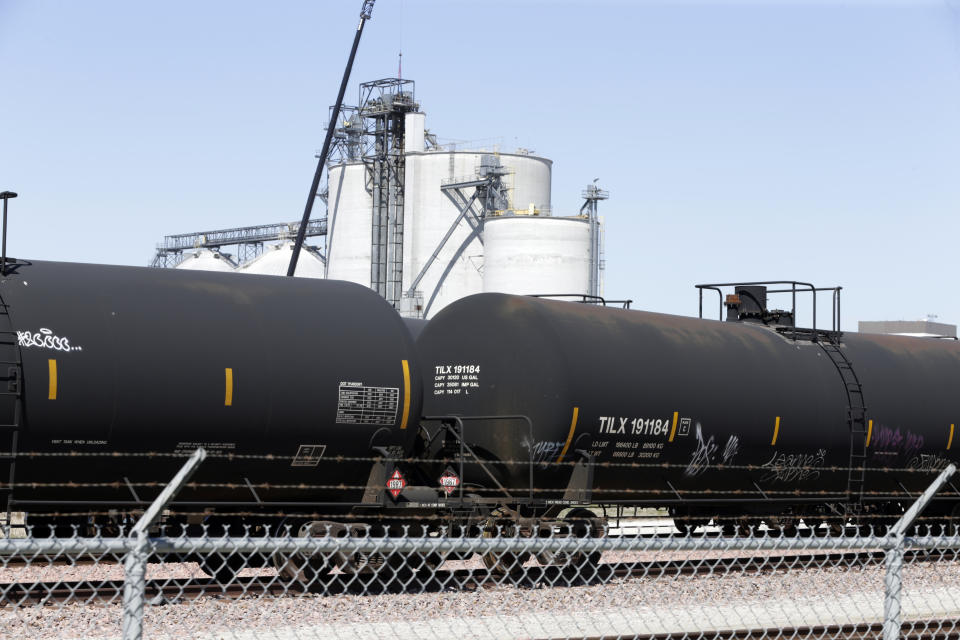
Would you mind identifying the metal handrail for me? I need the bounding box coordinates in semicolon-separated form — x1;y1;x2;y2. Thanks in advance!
529;294;633;309
423;415;535;501
695;280;842;337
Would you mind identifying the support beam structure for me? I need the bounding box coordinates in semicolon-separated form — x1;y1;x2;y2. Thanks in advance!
151;219;327;268
401;158;511;318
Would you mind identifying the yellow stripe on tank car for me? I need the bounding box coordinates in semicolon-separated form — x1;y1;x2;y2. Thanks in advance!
949;424;955;451
668;411;679;442
400;360;411;429
48;359;57;400
556;407;580;463
224;368;233;407
770;416;781;446
866;419;873;448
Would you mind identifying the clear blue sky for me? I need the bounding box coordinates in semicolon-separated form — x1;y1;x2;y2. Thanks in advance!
2;0;958;329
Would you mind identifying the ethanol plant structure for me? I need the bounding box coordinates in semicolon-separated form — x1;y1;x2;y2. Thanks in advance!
324;78;608;318
151;77;611;318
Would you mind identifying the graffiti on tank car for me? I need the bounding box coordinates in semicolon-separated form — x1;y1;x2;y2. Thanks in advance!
760;449;827;483
684;424;740;477
907;453;951;472
871;426;924;454
871;425;903;451
722;435;740;464
17;328;82;352
684;424;716;477
904;431;924;457
870;425;925;459
522;440;566;466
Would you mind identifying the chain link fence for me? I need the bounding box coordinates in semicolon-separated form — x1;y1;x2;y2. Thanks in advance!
2;521;960;638
0;451;958;640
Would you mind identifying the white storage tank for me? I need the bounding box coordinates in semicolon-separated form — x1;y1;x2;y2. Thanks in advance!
326;161;373;285
236;242;325;278
175;249;237;272
482;215;593;297
402;150;552;317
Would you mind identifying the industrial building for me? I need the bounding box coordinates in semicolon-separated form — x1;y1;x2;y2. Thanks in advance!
151;78;609;318
858;318;957;339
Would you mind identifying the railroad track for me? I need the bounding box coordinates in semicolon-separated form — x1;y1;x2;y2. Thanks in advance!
0;549;941;605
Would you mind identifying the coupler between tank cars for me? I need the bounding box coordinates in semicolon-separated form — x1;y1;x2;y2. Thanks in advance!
420;414;597;517
215;411;612;586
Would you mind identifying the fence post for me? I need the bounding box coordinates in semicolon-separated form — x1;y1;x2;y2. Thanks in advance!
121;448;207;640
882;463;956;640
883;535;906;640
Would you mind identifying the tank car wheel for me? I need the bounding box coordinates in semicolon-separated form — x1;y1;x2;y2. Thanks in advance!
309;524;423;589
558;508;604;570
740;518;765;536
272;521;337;593
481;549;530;575
669;507;709;535
339;541;421;590
481;521;531;577
811;518;845;537
764;514;798;537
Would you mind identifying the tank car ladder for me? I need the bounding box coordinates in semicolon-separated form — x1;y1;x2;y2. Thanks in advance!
818;334;868;511
0;302;23;537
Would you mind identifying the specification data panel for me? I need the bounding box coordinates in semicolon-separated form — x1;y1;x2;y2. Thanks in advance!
336;383;399;426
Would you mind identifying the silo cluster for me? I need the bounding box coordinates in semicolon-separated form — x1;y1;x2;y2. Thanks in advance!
173;248;237;272
174;242;326;278
165;78;608;317
323;79;607;318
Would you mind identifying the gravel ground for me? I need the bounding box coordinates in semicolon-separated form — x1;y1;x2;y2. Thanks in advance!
2;551;960;640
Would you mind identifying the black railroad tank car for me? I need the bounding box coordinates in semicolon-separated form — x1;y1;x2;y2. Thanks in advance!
0;260;422;515
415;293;960;522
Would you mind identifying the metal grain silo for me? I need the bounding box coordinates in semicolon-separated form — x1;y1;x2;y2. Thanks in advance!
236;242;325;278
174;249;237;272
482;215;593;297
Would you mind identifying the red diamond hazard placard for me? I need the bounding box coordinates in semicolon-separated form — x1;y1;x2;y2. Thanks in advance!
387;469;406;499
439;469;460;496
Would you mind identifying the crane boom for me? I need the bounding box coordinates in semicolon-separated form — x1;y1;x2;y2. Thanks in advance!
287;0;375;277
